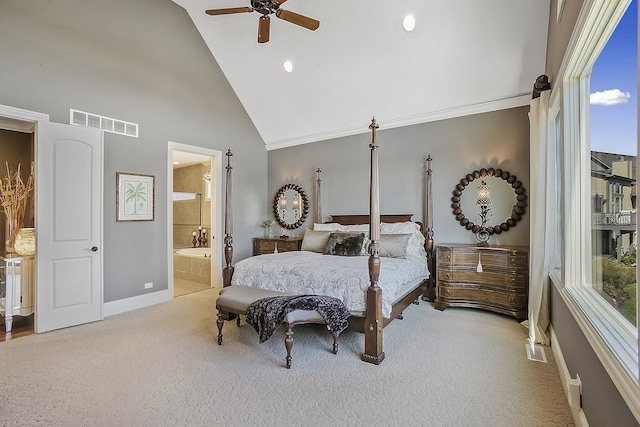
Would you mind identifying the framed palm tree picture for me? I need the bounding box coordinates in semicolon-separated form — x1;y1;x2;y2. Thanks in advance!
116;172;155;221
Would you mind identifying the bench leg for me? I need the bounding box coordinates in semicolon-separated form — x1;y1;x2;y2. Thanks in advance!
284;325;293;369
216;311;224;345
332;332;339;354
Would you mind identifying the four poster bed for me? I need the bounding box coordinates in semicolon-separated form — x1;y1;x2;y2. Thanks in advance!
221;118;435;364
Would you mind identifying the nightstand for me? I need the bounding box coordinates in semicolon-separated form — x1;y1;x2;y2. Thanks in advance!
253;237;303;256
434;244;529;321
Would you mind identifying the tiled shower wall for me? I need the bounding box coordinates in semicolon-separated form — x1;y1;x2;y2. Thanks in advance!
173;163;211;248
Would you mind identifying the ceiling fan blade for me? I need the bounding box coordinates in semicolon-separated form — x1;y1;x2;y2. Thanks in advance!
205;7;253;16
272;0;288;5
258;15;270;44
275;9;319;31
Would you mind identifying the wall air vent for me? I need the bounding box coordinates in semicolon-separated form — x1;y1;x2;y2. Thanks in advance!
70;109;138;138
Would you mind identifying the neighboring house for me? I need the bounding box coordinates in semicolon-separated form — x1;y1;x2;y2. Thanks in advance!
0;0;638;426
591;151;637;259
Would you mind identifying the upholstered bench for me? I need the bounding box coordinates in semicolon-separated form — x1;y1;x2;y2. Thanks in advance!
215;285;340;369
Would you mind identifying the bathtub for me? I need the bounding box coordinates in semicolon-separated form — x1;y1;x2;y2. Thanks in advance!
175;247;211;258
174;247;211;285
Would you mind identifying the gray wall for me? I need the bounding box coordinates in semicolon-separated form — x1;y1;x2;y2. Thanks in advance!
0;0;267;302
269;107;531;248
545;1;637;425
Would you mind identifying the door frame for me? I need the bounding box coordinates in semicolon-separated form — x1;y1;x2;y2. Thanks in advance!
167;142;223;294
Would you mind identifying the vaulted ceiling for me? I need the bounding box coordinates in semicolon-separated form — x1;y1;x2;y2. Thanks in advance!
173;0;550;150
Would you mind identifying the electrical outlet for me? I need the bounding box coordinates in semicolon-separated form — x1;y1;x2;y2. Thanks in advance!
144;282;153;289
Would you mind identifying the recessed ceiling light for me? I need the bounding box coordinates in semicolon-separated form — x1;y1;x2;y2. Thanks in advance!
283;60;293;73
173;161;180;165
403;15;416;32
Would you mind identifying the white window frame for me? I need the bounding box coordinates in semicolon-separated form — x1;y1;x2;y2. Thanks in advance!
551;0;640;419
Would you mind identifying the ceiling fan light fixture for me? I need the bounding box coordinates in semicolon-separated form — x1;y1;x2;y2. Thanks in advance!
283;60;293;73
403;15;416;32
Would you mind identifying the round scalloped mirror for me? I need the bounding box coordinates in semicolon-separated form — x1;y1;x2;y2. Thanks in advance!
273;184;309;230
451;168;527;238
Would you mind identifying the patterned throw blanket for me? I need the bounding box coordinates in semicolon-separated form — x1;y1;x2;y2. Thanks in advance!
246;295;351;343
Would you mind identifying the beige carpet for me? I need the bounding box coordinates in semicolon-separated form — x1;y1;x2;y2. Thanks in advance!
0;288;573;426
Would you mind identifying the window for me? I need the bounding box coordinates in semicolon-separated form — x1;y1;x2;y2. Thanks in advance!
556;0;639;415
588;0;637;328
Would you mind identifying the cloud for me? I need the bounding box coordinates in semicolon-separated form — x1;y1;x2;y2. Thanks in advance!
590;88;631;106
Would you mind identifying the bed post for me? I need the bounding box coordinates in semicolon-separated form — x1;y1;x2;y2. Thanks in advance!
223;148;234;288
423;155;436;301
315;168;322;223
362;117;385;365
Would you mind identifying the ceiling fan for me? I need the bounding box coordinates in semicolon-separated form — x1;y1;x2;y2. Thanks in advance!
205;1;319;44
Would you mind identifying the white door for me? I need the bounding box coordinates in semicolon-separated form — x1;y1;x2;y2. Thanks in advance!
36;122;103;333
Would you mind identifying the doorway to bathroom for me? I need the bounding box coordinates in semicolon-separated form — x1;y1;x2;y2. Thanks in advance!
168;143;222;298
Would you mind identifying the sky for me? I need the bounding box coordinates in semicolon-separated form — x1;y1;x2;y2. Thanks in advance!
590;0;637;155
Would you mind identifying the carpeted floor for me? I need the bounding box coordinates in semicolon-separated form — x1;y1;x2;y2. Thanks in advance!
0;288;574;426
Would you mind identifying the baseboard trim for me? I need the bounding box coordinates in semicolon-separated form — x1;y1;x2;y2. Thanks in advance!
550;324;590;427
104;289;172;317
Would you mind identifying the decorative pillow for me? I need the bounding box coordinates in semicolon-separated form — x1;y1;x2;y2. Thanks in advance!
380;222;426;257
323;232;367;257
313;223;347;232
301;229;332;253
376;233;411;258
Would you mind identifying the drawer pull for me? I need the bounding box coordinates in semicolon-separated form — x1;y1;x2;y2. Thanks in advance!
444;291;450;297
510;297;516;306
444;273;450;280
444;255;451;262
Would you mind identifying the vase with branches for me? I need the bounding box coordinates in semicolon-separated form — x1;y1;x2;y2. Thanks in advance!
0;162;34;253
263;219;275;238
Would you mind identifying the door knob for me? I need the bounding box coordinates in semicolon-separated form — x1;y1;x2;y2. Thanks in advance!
85;246;98;252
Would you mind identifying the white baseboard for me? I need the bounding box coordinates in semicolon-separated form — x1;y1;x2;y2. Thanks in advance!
103;289;172;317
550;324;590;427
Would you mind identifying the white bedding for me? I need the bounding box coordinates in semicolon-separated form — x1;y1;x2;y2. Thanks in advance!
231;251;429;318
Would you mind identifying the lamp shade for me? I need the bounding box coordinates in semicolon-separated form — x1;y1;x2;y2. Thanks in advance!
476;181;492;206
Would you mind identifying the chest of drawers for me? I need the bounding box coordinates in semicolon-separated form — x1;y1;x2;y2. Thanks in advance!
253;237;303;256
435;244;529;321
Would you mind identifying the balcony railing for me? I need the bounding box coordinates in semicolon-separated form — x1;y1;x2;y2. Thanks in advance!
592;211;637;226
